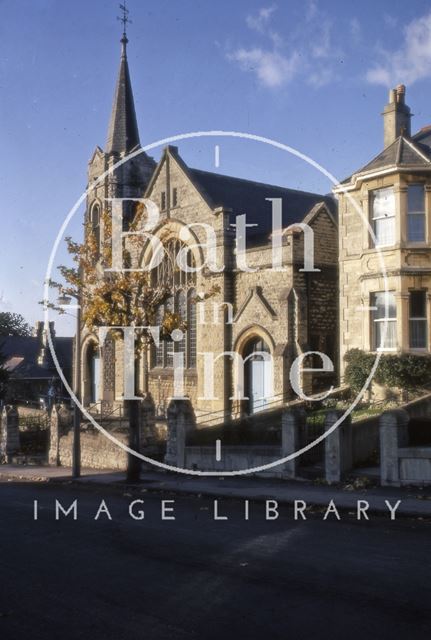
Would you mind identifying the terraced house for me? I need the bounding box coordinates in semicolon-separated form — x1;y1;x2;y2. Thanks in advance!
334;84;431;375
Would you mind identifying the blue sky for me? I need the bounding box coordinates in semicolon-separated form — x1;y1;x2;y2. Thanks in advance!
2;0;431;335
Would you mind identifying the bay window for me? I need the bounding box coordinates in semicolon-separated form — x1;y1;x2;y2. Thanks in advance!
409;291;427;349
371;292;397;351
370;187;395;247
407;184;425;242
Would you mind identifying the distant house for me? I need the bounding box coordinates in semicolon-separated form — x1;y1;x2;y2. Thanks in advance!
0;321;72;406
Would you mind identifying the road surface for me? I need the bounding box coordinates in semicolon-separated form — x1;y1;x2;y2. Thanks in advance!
0;481;430;639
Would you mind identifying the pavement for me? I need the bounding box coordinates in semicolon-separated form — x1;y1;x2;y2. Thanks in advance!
1;463;431;517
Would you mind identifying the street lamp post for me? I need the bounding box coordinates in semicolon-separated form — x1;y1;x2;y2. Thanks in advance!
58;294;81;478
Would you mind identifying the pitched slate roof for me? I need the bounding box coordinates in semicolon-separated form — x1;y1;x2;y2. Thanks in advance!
189;168;336;242
341;134;431;184
0;336;72;381
106;36;140;154
412;126;431;153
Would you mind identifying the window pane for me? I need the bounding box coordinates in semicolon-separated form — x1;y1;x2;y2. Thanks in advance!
176;291;186;356
372;292;396;320
410;291;426;318
374;320;397;350
410;320;427;349
155;305;164;367
187;289;197;368
408;213;425;242
407;184;425;213
374;217;395;245
372;188;395;218
165;296;174;367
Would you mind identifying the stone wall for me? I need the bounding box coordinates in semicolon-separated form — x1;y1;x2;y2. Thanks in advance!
380;403;431;486
59;429;129;471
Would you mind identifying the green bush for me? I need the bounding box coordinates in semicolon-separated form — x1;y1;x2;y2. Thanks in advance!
344;349;375;393
344;349;431;393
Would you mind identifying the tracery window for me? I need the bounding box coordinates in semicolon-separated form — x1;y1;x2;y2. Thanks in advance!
151;239;197;369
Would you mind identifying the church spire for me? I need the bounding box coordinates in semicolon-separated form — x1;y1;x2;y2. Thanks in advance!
106;3;140;154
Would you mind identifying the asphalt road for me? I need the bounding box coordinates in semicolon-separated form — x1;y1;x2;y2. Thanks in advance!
0;481;430;640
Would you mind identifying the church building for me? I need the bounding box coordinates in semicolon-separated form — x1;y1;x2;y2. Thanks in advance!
80;32;338;424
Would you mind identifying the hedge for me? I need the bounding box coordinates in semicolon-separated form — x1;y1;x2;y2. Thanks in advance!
344;348;431;393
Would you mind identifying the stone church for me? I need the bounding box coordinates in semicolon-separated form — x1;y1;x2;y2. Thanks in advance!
80;32;339;424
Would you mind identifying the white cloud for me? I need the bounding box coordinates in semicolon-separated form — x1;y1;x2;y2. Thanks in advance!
308;66;337;88
383;14;398;29
349;17;361;43
246;5;277;33
306;0;318;22
228;48;301;88
0;291;11;309
228;3;341;90
311;20;332;59
367;12;431;86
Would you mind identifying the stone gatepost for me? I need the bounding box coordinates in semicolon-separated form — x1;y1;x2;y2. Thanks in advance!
0;405;20;463
324;410;352;484
49;404;73;466
281;408;306;479
165;399;196;468
380;409;409;487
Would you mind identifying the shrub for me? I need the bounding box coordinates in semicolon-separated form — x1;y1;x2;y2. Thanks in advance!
344;349;375;393
376;353;431;391
344;349;431;393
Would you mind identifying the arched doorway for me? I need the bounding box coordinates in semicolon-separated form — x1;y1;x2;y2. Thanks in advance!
243;338;272;414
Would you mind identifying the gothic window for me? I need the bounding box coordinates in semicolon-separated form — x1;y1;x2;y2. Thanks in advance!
151;239;197;369
187;288;197;368
172;187;178;207
177;290;187;360
161;191;166;211
155;305;164;367
90;202;101;251
165;295;174;368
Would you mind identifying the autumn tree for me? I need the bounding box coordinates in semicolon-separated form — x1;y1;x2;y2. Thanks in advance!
46;202;216;480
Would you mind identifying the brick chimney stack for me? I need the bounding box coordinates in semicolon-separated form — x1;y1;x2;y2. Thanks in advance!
382;84;411;148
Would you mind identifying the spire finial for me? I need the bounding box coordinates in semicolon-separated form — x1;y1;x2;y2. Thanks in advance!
117;2;132;53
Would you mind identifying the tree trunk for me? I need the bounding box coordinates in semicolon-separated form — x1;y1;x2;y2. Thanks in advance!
125;399;141;483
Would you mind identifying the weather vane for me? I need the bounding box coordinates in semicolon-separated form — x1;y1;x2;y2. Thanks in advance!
117;2;132;38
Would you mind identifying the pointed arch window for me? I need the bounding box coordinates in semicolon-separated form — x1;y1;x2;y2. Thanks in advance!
89;202;101;253
150;239;197;369
177;290;187;360
187;288;197;368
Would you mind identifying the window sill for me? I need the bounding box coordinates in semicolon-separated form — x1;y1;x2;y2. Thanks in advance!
402;242;428;249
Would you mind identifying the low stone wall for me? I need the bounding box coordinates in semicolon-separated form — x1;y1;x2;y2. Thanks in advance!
185;445;281;476
380;409;431;486
59;429;129;471
398;447;431;485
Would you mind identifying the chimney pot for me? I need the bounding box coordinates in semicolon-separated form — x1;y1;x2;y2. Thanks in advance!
383;84;411;147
